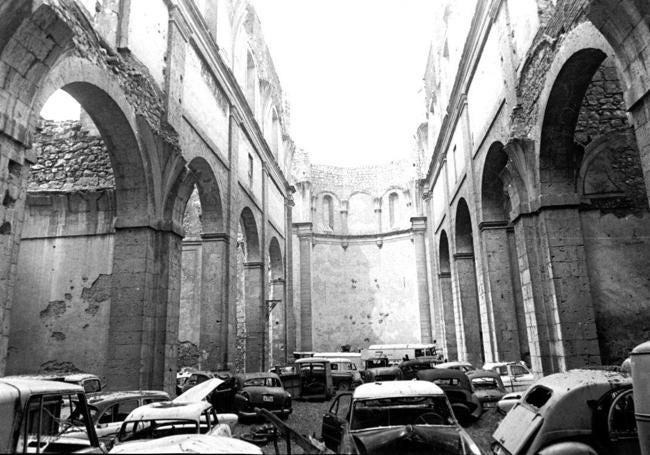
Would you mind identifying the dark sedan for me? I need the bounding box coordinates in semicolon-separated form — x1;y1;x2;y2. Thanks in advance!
467;370;506;409
417;368;482;425
233;372;292;419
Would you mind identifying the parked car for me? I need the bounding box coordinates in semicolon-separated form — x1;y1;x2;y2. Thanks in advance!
111;400;238;451
483;361;535;393
491;369;639;455
268;364;300;397
110;433;262;454
361;365;403;382
467;370;506;409
321;380;482;454
496;391;522;415
436;361;476;373
0;377;102;453
65;390;170;444
417;368;482;424
399;358;440;379
295;357;334;400
329;358;363;391
6;372;103;394
232;372;292;419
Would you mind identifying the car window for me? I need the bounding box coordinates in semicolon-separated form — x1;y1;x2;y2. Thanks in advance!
432;378;460;386
244;377;277;387
117;399;140;421
524;386;552;409
142;397;166;405
471;377;499;390
83;379;101;394
511;365;528;376
497;366;508;375
608;389;636;439
415;349;424;357
337;394;352;420
351;396;454;430
350;363;357;370
98;404;117;424
331;363;339;371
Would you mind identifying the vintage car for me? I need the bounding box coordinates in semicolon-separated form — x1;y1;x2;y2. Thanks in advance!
483;361;535;393
295;357;335;400
0;377;102;453
416;368;482;424
467;370;506;409
111;400;238;451
321;380;482;454
110;434;262;454
329;358;363;391
64;390;170;444
361;365;403;382
399;358;440;379
491;369;639;455
436;361;476;373
232;372;292;419
6;372;103;394
496;391;522;415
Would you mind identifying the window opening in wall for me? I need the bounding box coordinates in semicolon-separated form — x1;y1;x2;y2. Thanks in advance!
323;195;334;230
248;154;254;187
246;51;256;111
389;192;398;228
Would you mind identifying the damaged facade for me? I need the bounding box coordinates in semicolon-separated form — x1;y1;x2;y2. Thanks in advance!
419;0;650;375
0;0;295;392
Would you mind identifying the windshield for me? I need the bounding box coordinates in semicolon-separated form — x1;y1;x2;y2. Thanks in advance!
472;377;502;391
350;396;455;430
118;419;199;442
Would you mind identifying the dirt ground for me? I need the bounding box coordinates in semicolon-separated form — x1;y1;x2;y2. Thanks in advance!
233;400;503;454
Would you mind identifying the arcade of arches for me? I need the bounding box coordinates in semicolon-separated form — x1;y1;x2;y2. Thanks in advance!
2;0;650;394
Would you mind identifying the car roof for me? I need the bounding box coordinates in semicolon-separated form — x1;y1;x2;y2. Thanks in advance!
0;378;84;395
466;370;500;379
353;380;444;399
328;358;356;363
240;372;280;380
295;357;330;363
436;361;472;368
535;369;631;392
125;401;211;421
4;372;99;382
418;368;467;379
87;390;170;405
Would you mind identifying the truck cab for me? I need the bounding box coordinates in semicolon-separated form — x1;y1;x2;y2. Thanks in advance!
0;377;101;453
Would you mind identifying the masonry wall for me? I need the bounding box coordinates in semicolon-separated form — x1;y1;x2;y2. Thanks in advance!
311;237;420;352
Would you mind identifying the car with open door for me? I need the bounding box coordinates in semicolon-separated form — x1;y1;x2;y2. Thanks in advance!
321;380;482;454
491;369;639;455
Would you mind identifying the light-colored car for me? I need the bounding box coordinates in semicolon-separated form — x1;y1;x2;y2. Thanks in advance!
0;377;102;453
110;400;239;452
483;361;535;393
329;358;363;390
321;380;482;454
491;370;639;455
496;391;522;415
5;372;104;394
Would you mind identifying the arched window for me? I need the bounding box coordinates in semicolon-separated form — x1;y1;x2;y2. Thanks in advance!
323;195;334;230
389;192;399;228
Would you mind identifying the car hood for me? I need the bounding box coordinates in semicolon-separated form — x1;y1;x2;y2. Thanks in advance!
351;425;471;455
174;378;224;403
109;434;261;454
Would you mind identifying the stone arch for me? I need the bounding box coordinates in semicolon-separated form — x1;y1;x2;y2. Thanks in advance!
453;198;484;366
480;142;509;223
240;206;260;262
437;230;457;360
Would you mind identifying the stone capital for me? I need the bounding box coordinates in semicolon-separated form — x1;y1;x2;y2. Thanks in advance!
453;252;474;260
438;272;451;279
410;216;427;232
478;221;510;232
293;222;313;238
244;261;264;269
200;232;229;243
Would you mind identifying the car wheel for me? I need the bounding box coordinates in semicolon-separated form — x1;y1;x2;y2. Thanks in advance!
337;382;350;391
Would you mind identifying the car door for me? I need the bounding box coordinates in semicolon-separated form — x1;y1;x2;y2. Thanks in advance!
497;365;513;391
509;365;534;392
321;393;352;451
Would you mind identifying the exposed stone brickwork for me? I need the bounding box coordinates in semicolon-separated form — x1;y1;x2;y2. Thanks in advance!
29;119;114;191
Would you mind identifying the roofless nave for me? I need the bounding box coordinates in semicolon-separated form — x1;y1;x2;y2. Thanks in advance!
1;0;649;393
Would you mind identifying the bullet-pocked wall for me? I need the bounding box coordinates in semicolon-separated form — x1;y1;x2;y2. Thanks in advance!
0;0;295;391
290;159;434;352
421;0;650;374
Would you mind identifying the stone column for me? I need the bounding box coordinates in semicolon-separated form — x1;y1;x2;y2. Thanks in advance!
105;225;181;393
244;261;264;372
270;278;286;366
480;222;521;362
199;233;228;371
453;252;484;367
411;216;432;343
284;194;296;361
438;272;458;361
295;222;313;351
